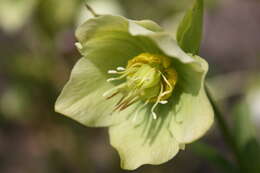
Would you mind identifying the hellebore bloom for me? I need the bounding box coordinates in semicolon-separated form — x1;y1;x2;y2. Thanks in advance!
55;15;214;170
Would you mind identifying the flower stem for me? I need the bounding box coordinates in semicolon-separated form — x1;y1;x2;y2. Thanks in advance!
85;4;99;17
205;84;242;171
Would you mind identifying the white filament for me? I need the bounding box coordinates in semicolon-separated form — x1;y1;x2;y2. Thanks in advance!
159;100;168;104
108;70;118;74
151;83;164;119
117;67;125;71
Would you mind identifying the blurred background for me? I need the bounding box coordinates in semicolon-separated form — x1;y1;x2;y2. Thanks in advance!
0;0;260;172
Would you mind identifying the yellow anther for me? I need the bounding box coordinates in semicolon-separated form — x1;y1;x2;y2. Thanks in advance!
127;53;171;69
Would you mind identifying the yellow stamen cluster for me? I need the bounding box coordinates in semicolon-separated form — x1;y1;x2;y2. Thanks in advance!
104;53;178;119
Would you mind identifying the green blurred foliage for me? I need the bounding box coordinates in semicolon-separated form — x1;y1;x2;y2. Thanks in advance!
0;0;37;33
35;0;82;37
233;101;260;173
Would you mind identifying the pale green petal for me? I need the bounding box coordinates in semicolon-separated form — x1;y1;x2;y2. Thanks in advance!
128;22;196;64
76;16;142;74
170;86;214;143
55;58;138;127
133;20;163;32
75;15;163;73
76;15;163;44
168;56;214;143
109;105;180;170
76;15;203;76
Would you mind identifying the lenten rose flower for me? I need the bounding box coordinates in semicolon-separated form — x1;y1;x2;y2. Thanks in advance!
55;14;214;170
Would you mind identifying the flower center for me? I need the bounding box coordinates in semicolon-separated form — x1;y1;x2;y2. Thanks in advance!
103;53;178;119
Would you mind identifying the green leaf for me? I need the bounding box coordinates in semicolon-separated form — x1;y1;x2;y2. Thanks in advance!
191;142;237;173
176;0;204;54
233;102;255;149
233;102;260;173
